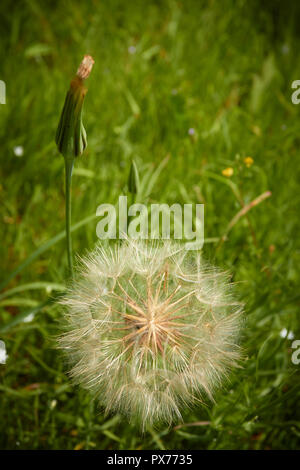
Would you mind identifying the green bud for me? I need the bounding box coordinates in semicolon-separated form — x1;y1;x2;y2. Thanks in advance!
128;159;139;194
56;55;94;160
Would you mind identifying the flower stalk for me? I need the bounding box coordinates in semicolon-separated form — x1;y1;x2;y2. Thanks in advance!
127;159;140;232
64;158;74;275
55;55;94;276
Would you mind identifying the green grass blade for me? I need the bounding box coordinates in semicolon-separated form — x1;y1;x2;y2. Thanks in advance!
0;214;97;291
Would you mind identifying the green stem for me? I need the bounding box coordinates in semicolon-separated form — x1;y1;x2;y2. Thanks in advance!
65;158;74;277
127;192;135;234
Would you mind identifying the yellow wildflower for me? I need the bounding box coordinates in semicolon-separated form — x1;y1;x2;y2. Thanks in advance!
222;167;234;177
244;156;254;168
251;125;261;136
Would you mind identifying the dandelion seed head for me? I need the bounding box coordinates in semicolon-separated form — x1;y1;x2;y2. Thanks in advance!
58;239;243;428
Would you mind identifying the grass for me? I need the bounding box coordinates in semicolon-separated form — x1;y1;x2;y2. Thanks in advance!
0;0;300;450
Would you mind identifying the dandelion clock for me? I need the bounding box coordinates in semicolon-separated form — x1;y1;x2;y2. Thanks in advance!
58;239;243;428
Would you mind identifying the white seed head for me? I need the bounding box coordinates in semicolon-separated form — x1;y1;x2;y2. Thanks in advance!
58;239;243;428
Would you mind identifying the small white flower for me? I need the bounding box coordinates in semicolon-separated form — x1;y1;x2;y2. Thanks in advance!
281;44;290;55
128;46;136;55
280;328;294;340
0;340;8;364
23;313;35;323
50;399;57;409
188;127;195;136
13;146;24;157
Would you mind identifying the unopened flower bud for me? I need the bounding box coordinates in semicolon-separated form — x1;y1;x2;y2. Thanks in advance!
128;159;140;194
56;55;94;160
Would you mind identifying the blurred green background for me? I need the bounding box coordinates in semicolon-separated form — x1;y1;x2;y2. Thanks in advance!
0;0;300;450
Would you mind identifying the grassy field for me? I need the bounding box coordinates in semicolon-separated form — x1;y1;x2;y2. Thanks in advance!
0;0;300;450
